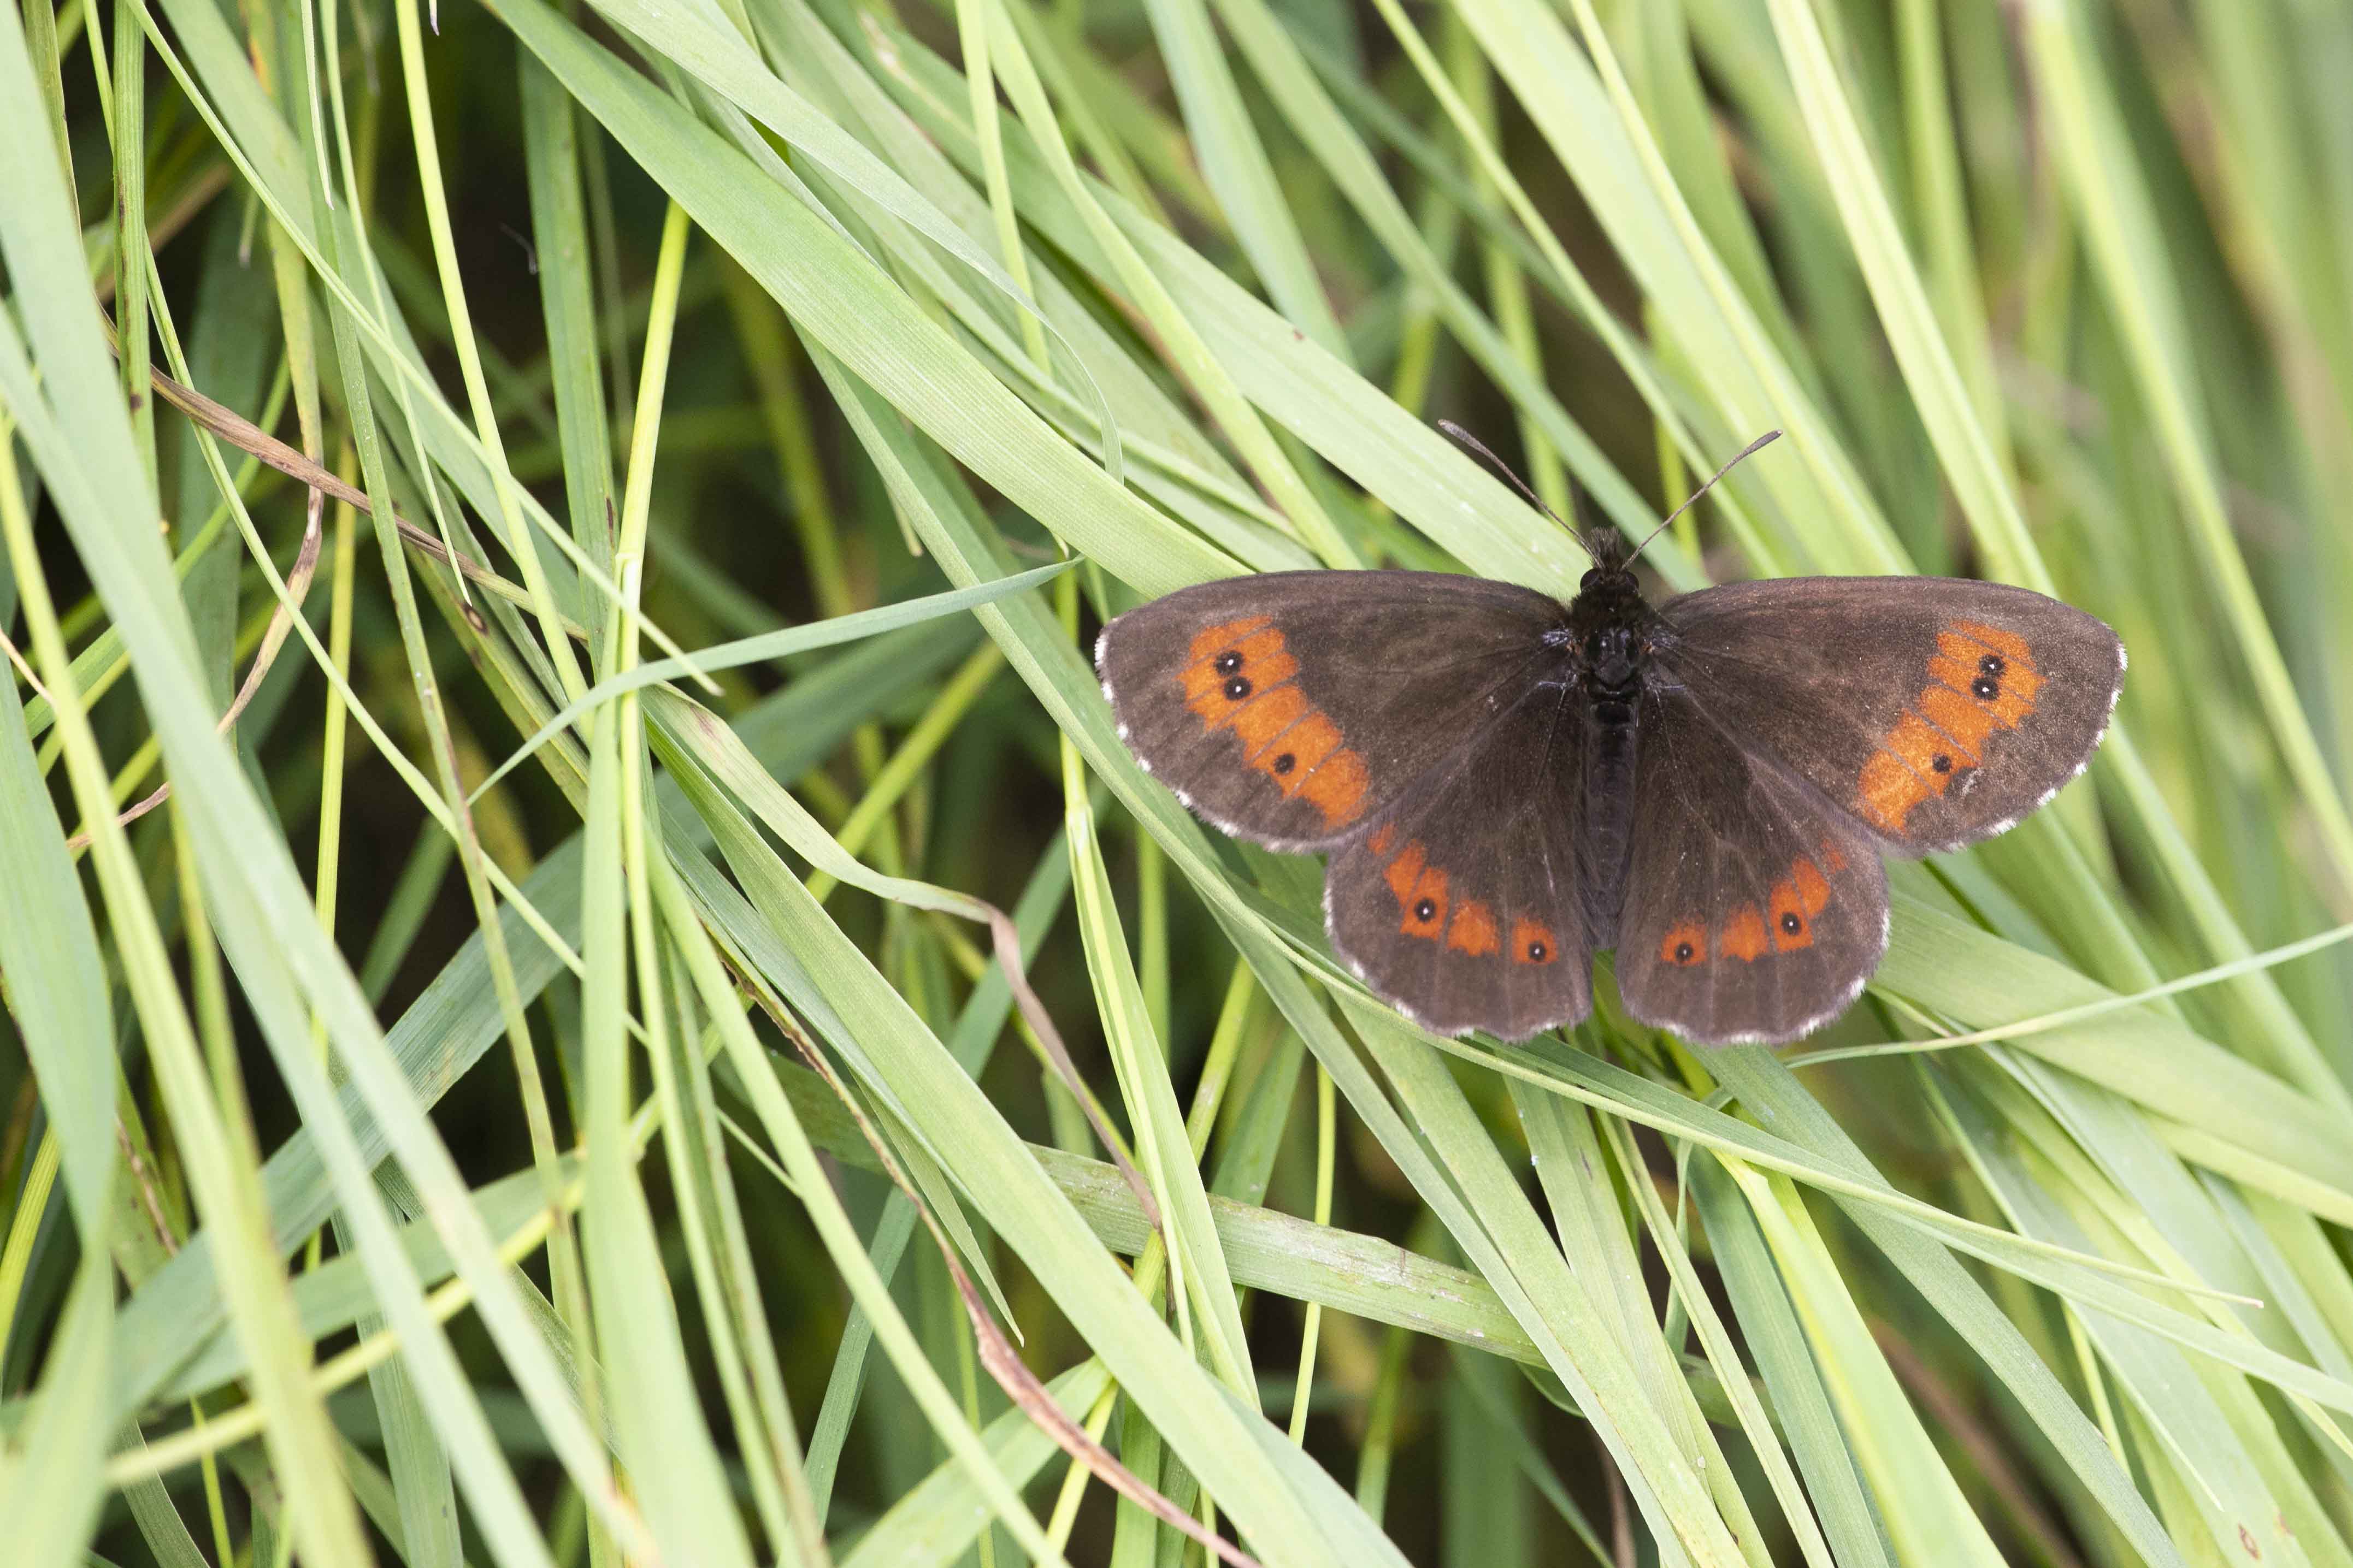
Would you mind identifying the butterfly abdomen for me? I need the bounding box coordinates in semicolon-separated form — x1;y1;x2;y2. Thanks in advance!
1579;682;1642;945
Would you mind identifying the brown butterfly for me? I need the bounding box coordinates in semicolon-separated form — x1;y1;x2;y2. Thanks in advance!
1096;439;2124;1045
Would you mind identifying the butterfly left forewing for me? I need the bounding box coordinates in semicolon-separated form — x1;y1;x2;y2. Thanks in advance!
1097;570;1564;849
1613;688;1890;1044
1652;577;2124;855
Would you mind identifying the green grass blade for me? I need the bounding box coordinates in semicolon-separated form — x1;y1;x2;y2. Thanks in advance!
1140;0;1348;361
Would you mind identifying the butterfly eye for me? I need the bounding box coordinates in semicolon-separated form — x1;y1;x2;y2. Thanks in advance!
1780;912;1803;936
1214;650;1244;675
1526;941;1548;962
1970;675;1999;699
1978;653;2004;677
1413;898;1437;922
1223;676;1252;700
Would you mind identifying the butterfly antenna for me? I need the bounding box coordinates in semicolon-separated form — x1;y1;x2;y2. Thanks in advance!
1633;429;1782;559
1437;420;1583;549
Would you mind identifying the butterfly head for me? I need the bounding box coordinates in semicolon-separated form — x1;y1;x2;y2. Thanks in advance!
1581;526;1638;583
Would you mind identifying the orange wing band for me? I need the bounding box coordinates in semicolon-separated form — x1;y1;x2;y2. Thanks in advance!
1511;918;1560;966
1721;906;1768;962
1181;618;1369;830
1765;857;1830;951
1688;855;1837;966
1364;837;1560;968
1675;860;1835;968
1378;838;1449;936
1856;619;2044;833
1448;900;1500;956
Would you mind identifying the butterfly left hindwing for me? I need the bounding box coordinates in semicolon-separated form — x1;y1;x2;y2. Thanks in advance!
1324;678;1592;1040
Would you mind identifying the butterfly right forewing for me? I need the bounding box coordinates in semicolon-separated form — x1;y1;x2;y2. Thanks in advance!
1652;577;2124;855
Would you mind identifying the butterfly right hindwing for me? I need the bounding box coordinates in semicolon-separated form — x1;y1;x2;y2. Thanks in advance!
1613;686;1890;1045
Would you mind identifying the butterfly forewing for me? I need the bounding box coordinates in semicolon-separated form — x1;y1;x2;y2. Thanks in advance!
1096;571;1566;850
1651;577;2125;856
1613;689;1890;1044
1325;682;1592;1040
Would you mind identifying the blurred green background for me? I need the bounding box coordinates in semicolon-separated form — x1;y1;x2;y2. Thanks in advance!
4;0;2353;1564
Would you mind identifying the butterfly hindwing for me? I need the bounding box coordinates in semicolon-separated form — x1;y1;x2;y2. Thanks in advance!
1325;681;1591;1040
1613;687;1890;1044
1096;571;1565;850
1650;577;2125;855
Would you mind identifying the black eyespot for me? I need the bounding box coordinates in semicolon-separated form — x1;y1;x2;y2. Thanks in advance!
1931;754;1953;773
1971;677;1999;700
1271;752;1295;775
1224;677;1252;700
1215;650;1243;674
1780;912;1802;936
1413;898;1436;922
1526;940;1547;962
1979;653;2004;677
1674;942;1694;963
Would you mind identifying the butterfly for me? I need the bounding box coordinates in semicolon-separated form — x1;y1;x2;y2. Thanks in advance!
1095;438;2126;1045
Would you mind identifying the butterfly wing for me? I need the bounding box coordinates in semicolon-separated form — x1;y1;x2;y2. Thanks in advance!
1612;686;1890;1044
1649;577;2125;855
1324;680;1592;1039
1096;570;1566;850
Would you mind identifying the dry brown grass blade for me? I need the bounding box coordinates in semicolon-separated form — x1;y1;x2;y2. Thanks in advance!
0;630;53;705
63;485;325;852
122;346;574;632
974;897;1166;1235
1873;1323;2085;1568
674;696;1166;1237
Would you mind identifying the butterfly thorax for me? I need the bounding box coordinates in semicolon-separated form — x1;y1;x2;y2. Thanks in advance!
1562;564;1656;687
